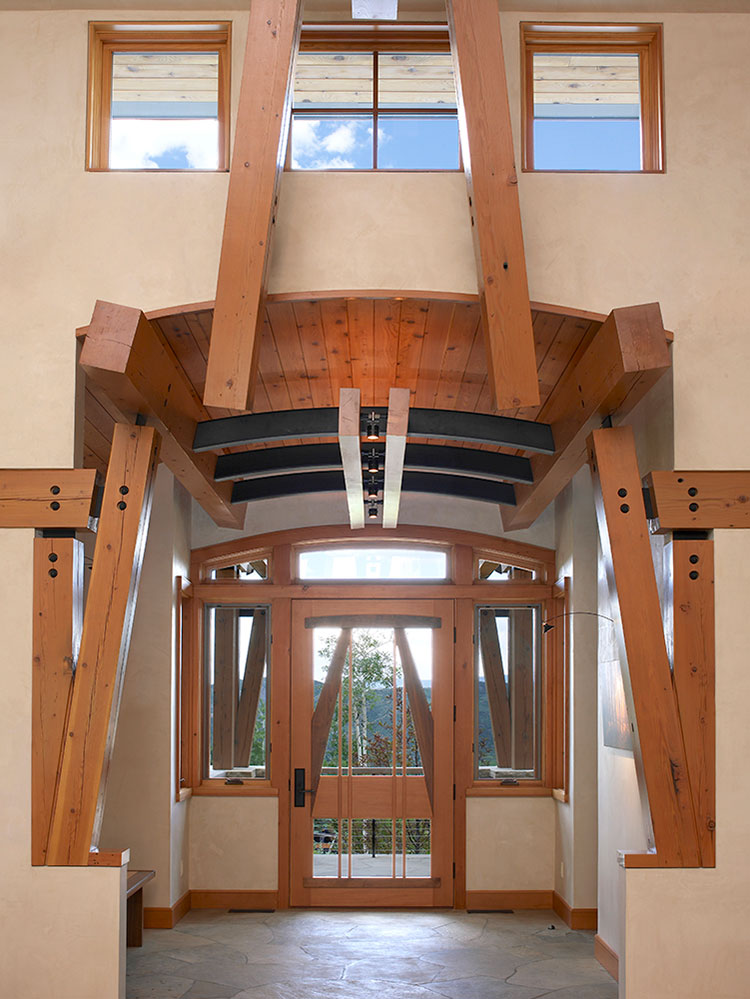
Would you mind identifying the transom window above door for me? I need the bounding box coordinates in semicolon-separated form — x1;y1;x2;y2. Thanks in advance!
290;25;460;170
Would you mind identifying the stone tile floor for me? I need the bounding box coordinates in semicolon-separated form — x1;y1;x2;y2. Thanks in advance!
127;908;618;999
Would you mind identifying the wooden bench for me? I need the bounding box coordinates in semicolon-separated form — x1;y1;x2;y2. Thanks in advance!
126;870;155;947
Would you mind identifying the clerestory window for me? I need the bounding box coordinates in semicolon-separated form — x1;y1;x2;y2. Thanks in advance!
521;22;664;172
86;21;231;171
289;25;460;171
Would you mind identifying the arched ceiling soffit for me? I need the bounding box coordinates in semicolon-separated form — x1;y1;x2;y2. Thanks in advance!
142;291;608;424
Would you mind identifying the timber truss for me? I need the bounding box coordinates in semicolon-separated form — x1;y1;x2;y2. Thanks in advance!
9;0;731;875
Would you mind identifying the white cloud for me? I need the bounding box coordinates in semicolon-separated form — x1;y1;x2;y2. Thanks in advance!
321;122;358;154
109;119;219;169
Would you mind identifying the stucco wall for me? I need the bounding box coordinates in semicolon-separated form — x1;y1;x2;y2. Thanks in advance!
1;6;750;998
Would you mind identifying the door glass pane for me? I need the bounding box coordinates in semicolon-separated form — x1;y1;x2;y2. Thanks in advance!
311;625;433;878
204;605;269;778
532;52;641;170
475;606;540;779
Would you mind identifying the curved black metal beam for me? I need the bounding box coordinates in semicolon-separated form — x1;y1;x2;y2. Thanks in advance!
214;442;533;484
194;407;554;454
230;470;516;506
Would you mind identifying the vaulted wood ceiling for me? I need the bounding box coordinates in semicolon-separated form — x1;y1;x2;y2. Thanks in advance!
82;293;605;476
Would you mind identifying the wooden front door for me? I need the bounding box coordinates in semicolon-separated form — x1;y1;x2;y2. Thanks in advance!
290;598;454;907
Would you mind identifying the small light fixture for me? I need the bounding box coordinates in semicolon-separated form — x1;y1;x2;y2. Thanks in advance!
366;412;380;441
368;504;379;520
367;479;379;500
366;450;380;474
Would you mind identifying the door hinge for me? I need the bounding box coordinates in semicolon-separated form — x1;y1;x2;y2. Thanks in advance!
453;784;456;801
453;704;456;723
453;862;456;878
453;626;456;643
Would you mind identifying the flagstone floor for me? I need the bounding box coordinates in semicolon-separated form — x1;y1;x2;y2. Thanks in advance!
126;907;618;999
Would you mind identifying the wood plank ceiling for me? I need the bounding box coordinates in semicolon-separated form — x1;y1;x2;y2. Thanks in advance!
82;294;603;477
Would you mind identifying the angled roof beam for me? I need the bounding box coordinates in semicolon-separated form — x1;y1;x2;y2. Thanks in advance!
204;0;303;411
447;0;539;411
214;442;534;484
339;388;364;529
194;407;554;453
502;303;670;532
80;300;244;530
383;387;410;528
231;469;516;506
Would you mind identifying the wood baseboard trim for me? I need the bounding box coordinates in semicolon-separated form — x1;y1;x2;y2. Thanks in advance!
552;892;597;930
190;890;278;910
466;890;553;911
595;934;619;981
143;890;190;930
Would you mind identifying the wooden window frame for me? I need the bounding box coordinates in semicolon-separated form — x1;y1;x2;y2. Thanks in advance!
288;22;461;173
86;21;231;172
520;21;665;174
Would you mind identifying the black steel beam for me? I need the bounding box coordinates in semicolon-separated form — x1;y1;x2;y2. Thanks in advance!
404;444;532;483
215;442;533;484
195;407;554;454
215;443;342;480
407;409;554;453
231;470;516;506
193;408;339;451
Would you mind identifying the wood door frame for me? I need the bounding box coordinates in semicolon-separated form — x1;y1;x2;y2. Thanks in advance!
184;526;566;910
289;597;454;908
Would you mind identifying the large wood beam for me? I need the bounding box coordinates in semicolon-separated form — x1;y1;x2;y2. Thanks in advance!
503;303;670;531
590;426;700;867
46;425;161;865
646;470;750;530
382;387;410;529
669;538;716;867
0;470;96;529
447;0;539;411
80;300;244;530
339;388;364;529
32;537;83;865
204;0;303;411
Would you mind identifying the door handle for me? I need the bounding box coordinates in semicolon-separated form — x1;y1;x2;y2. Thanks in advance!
294;767;314;807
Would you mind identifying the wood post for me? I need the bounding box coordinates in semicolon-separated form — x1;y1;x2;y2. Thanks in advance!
590;426;700;867
310;628;351;801
669;537;716;866
32;537;83;865
46;425;161;865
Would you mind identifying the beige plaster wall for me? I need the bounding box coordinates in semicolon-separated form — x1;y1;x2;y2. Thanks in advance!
191;490;556;550
466;798;556;891
189;797;279;891
621;530;750;998
554;468;599;911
